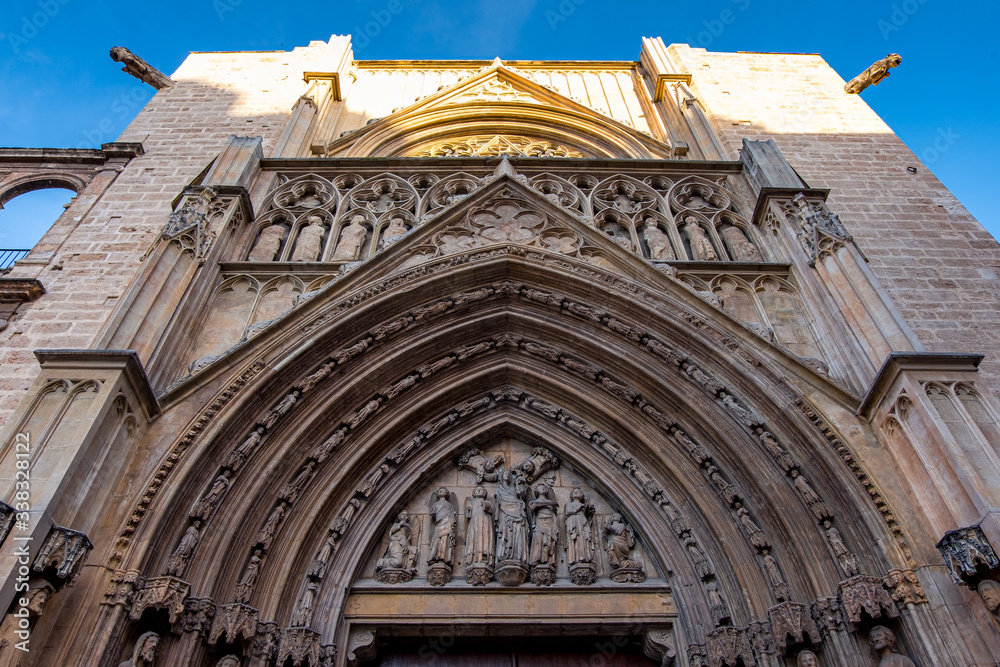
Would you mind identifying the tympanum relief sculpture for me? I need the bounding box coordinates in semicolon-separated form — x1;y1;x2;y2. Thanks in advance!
361;440;655;587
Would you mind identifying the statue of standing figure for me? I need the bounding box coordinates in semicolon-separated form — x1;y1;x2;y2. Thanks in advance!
684;217;718;261
869;625;916;667
426;488;456;586
721;226;762;261
331;215;369;261
642;218;675;260
379;216;409;249
248;223;285;262
290;215;325;262
464;486;495;585
528;483;559;585
565;487;597;585
494;467;529;586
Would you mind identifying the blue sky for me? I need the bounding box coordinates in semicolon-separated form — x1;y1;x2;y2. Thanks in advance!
1;0;997;249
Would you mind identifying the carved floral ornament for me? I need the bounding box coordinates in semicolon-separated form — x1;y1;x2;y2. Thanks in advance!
413;135;585;158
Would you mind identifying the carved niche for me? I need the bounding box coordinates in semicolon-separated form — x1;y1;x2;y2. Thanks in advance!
359;439;657;588
937;525;1000;584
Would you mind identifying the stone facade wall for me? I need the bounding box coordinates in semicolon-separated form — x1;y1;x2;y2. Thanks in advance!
0;46;326;423
668;44;1000;391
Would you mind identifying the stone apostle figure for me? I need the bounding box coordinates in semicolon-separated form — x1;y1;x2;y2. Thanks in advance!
331;215;368;261
248;223;285;262
979;579;1000;615
684;218;718;261
528;483;559;568
796;650;819;667
290;216;325;262
464;486;495;566
869;626;916;667
118;631;159;667
494;468;529;564
565;488;595;566
642;218;675;260
427;488;456;566
721;226;762;261
379;216;409;249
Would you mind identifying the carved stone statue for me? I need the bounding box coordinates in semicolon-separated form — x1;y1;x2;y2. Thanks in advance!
249;224;285;262
224;427;265;471
375;512;417;583
464;486;495;585
869;625;915;666
720;226;762;261
643;218;675;260
844;54;902;95
290;216;325;262
109;47;174;89
824;520;859;576
791;470;833;520
528;483;559;585
307;537;337;579
516;447;559;483
331;215;368;261
565;488;597;585
494;467;529;586
379;216;409;249
426;488;456;586
684;218;718;261
603;513;645;582
234;550;262;603
165;521;200;576
118;631;160;667
290;580;318;627
191;472;231;521
797;650;819;667
706;579;730;625
216;657;241;667
458;448;503;483
762;549;789;601
255;504;285;552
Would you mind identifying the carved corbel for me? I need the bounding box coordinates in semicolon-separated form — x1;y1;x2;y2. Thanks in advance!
937;525;1000;585
181;596;215;636
768;601;821;654
130;576;190;627
159;186;218;263
706;627;753;667
31;525;92;585
346;628;378;666
643;628;676;666
838;575;899;628
0;500;15;546
209;603;258;645
101;569;146;608
278;627;321;667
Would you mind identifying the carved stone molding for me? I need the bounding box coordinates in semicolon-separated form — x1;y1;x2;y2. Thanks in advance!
31;525;92;585
937;525;1000;584
130;576;190;626
883;568;927;606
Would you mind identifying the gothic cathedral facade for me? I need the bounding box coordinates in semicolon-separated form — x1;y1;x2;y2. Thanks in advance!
2;36;1000;666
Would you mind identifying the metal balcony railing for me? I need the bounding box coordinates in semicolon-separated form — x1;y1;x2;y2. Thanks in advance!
0;249;30;272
